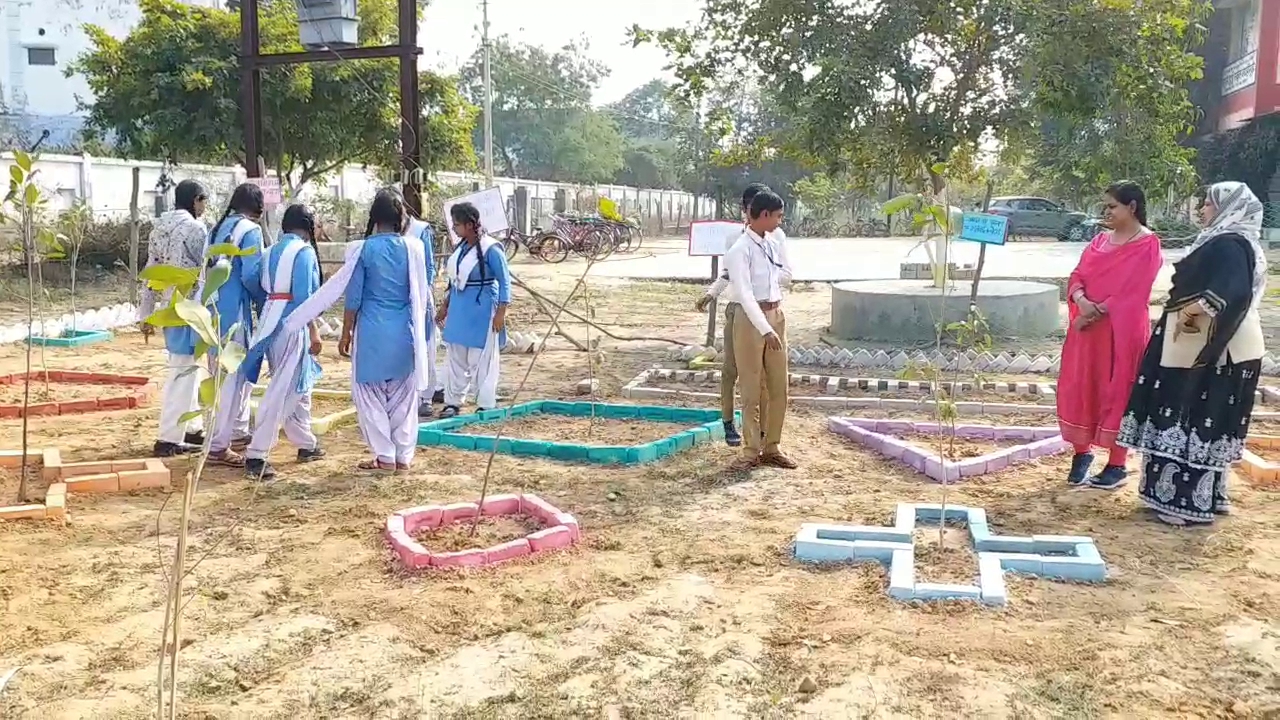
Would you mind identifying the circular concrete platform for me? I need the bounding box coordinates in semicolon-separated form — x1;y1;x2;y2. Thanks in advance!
830;279;1060;343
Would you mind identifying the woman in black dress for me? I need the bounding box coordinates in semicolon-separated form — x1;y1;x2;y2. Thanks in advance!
1116;181;1269;525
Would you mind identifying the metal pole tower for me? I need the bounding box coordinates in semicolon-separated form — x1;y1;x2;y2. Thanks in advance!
482;0;494;187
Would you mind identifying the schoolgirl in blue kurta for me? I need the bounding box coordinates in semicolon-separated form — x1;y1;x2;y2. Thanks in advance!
240;203;327;480
438;201;511;417
205;183;266;467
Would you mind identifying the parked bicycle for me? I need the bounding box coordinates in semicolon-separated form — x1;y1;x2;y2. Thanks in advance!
500;227;571;264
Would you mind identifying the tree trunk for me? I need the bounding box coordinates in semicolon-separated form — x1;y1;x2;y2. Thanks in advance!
129;167;141;304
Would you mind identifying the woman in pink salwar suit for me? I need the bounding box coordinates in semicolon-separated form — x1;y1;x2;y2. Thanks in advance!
1057;182;1163;489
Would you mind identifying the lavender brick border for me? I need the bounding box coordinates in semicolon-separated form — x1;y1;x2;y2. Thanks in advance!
828;417;1070;482
792;502;1107;607
623;368;1280;418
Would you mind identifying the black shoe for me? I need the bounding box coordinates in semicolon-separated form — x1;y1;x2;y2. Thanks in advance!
297;447;326;463
244;458;277;480
1088;464;1128;491
440;405;460;419
723;421;742;447
153;440;196;458
417;401;435;419
432;389;445;405
1067;452;1094;486
184;431;205;446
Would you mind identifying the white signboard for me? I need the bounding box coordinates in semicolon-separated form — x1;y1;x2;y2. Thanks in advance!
442;186;509;244
688;220;745;256
247;176;283;206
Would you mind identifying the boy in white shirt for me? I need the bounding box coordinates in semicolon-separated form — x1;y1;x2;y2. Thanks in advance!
694;183;792;446
722;189;796;470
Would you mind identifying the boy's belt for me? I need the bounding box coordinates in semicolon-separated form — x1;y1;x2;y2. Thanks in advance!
758;300;780;311
267;293;292;301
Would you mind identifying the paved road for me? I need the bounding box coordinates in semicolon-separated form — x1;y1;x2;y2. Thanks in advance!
590;236;1184;283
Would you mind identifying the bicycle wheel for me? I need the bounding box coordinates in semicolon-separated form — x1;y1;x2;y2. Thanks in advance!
532;233;570;263
502;234;519;260
585;228;615;261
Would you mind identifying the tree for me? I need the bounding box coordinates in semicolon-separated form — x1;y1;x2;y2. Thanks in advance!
71;0;477;193
460;37;625;182
635;0;1209;196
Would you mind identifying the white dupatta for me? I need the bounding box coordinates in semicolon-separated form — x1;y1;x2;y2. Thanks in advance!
275;236;433;393
446;234;500;291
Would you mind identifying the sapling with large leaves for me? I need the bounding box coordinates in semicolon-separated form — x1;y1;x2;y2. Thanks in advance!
137;239;256;720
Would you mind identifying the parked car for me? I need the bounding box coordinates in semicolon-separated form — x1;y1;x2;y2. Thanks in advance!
986;196;1088;240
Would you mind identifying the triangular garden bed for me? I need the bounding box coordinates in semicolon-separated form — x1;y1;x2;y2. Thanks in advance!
828;417;1069;482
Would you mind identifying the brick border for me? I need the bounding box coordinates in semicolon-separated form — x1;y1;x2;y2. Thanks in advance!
249;386;356;435
1241;435;1280;489
623;368;1060;417
26;329;114;348
793;502;1107;607
624;369;1280;419
385;492;579;570
829;417;1070;482
417;400;724;465
0;371;156;419
0;448;171;523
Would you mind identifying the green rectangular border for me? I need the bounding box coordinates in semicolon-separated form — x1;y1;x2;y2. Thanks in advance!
416;400;724;465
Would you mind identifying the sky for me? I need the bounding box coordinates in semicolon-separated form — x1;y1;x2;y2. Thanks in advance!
420;0;703;106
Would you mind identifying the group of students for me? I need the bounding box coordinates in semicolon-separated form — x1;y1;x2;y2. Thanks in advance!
141;180;511;479
694;183;800;471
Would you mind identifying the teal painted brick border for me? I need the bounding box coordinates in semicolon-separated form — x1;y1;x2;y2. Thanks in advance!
417;400;721;465
26;329;113;348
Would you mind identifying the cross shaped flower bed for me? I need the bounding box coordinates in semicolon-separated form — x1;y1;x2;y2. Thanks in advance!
829;417;1070;482
0;371;155;418
417;400;724;465
385;493;579;570
1241;434;1280;489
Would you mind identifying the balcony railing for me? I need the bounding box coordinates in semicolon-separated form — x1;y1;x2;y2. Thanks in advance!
1223;51;1257;96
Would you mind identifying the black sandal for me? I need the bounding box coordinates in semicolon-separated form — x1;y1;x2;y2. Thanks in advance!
439;405;460;419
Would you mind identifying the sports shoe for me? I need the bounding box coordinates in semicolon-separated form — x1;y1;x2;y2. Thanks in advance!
1067;452;1094;486
723;421;742;447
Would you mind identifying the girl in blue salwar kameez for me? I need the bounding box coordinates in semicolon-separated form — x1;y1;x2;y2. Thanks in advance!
437;202;511;418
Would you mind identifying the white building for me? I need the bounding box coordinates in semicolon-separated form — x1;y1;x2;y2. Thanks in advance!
0;0;220;145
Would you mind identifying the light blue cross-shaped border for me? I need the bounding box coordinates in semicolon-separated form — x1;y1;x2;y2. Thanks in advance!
793;503;1107;607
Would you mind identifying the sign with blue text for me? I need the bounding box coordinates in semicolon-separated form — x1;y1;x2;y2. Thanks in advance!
959;212;1009;246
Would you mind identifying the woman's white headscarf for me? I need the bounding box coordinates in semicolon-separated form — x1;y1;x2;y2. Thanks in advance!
1194;181;1269;309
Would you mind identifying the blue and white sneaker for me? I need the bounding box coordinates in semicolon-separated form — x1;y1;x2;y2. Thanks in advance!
1067;452;1094;487
1088;465;1128;491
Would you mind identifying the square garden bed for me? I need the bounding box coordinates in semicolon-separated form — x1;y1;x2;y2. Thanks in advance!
26;329;114;348
417;400;724;465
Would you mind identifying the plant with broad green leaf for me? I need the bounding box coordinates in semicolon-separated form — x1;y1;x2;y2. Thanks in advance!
0;150;55;503
138;238;257;720
882;162;964;289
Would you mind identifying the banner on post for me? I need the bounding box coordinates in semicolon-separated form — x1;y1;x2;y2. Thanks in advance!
247;176;283;207
959;212;1009;246
688;220;745;256
442;186;509;244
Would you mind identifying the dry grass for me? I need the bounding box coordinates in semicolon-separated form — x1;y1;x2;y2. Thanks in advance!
0;270;1277;718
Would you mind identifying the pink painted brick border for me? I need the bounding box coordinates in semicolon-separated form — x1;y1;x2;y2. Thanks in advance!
385;492;581;570
829;417;1070;482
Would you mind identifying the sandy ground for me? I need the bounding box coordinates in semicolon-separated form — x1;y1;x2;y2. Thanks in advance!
0;248;1277;718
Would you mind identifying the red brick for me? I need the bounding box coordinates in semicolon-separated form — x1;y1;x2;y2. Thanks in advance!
430;548;488;568
57;399;99;414
61;461;116;476
97;396;133;411
116;375;151;386
527;525;575;552
0;504;46;520
0;374;13;385
0;405;18;419
486;538;532;564
519;494;563;524
480;494;521;517
57;371;95;383
398;505;443;533
118;467;170;491
87;373;118;385
65;472;120;494
440;502;479;525
22;402;60;417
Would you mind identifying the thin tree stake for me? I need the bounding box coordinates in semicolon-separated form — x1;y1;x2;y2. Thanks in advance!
469;259;599;537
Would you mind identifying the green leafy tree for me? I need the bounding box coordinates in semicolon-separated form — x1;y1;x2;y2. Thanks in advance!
460;37;625;182
71;0;476;193
635;0;1209;196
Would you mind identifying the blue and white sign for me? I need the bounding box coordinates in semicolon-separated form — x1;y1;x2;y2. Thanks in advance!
959;212;1009;246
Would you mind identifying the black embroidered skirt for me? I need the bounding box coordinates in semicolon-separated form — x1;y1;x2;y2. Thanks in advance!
1116;318;1260;523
